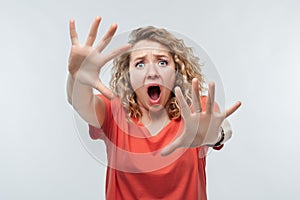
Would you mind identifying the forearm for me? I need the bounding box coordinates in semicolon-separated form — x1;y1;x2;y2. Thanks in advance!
67;74;103;128
67;74;75;105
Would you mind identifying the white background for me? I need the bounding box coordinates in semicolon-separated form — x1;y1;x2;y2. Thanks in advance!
1;0;300;199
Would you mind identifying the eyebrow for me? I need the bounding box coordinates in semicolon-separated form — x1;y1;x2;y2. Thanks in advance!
131;52;170;62
131;54;146;62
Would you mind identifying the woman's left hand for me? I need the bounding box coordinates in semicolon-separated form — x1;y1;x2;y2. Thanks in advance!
161;78;241;156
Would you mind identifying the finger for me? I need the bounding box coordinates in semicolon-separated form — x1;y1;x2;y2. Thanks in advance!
69;19;79;45
160;138;181;157
103;44;131;63
225;101;242;118
175;87;191;118
85;16;102;46
96;23;118;52
95;80;114;100
192;78;202;113
206;82;215;114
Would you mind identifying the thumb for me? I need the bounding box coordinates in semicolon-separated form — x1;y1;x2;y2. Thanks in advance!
160;139;181;157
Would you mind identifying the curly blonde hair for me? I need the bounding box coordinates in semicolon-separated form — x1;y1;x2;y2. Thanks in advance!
110;26;204;120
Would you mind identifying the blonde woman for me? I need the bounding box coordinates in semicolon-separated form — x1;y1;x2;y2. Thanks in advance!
67;16;241;200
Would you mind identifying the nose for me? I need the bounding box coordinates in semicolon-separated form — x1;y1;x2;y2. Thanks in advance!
146;63;160;79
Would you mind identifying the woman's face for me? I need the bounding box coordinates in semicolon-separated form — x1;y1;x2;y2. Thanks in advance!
129;40;176;112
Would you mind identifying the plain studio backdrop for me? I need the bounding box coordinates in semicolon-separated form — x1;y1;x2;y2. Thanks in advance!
1;0;299;199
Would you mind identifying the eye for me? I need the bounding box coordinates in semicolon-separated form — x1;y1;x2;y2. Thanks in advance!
135;62;145;68
158;60;168;67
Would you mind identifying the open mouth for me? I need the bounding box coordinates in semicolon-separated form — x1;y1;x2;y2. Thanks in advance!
147;85;161;101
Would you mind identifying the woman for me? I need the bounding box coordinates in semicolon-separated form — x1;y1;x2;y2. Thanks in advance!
67;16;241;200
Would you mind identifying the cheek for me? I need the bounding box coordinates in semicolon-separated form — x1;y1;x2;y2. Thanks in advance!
162;68;176;90
129;69;144;91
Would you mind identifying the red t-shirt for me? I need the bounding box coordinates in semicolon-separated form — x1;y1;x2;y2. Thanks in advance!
89;95;219;200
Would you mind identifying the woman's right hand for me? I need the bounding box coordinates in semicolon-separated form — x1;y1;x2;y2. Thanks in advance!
68;16;131;99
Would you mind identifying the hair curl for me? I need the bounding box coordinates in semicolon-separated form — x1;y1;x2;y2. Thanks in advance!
110;26;204;120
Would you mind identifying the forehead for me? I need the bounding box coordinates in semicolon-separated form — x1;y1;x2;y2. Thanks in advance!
130;40;171;58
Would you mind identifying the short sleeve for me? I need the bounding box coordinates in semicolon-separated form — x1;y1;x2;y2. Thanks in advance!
89;124;105;140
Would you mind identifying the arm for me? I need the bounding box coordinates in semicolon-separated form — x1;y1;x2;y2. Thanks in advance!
67;73;74;105
66;17;130;128
67;68;105;129
70;74;104;128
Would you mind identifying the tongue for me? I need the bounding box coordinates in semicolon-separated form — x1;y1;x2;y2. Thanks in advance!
149;88;160;100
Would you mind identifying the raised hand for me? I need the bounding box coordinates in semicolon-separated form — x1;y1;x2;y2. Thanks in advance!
161;78;241;156
68;16;131;99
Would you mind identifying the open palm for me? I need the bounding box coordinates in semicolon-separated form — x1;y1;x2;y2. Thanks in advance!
161;79;241;156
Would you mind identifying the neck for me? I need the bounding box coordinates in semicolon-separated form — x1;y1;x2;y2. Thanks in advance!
140;105;168;124
140;106;170;136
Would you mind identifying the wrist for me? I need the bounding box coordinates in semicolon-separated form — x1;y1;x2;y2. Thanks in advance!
214;127;225;147
206;126;225;147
